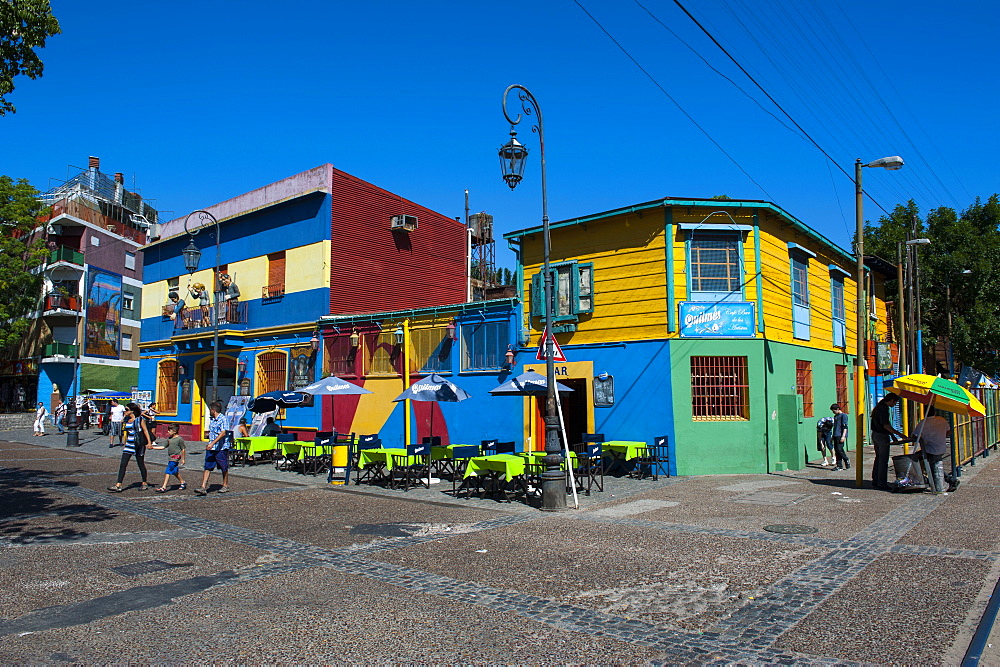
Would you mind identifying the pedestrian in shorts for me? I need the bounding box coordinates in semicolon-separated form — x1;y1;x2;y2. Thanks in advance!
195;401;232;495
108;399;126;448
151;424;187;492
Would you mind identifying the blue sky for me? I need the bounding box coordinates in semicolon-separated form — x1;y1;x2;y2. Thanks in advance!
2;1;995;268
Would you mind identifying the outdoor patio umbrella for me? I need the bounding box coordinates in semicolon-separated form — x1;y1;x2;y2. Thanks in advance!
884;374;986;418
300;376;373;396
392;373;471;487
488;370;574;396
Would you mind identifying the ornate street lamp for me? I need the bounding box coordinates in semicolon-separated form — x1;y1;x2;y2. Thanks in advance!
500;84;565;511
853;156;904;487
182;210;221;403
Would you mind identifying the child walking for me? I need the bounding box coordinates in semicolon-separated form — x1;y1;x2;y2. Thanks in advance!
151;424;187;493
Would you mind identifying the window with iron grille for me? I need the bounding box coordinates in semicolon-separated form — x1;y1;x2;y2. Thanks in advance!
325;335;357;377
796;360;814;417
835;364;849;413
690;356;749;421
367;332;400;376
156;360;179;414
412;326;452;373
257;351;288;393
689;233;742;301
462;321;505;371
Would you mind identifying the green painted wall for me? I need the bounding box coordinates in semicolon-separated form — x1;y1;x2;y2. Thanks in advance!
80;364;138;393
669;338;855;475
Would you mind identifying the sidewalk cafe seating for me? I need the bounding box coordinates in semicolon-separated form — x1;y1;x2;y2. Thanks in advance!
349;438;384;485
233;436;279;465
521;458;547;500
480;439;499;454
463;453;526;502
631;435;669;480
389;443;431;491
450;445;483;497
300;431;334;476
602;439;646;476
569;442;604;494
274;434;301;472
481;441;515;456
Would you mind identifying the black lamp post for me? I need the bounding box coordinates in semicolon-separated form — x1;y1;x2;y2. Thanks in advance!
500;84;565;511
182;210;221;403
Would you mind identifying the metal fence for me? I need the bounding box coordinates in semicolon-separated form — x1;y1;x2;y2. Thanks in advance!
952;388;1000;467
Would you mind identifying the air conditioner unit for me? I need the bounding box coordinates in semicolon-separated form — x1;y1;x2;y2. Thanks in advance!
390;214;418;232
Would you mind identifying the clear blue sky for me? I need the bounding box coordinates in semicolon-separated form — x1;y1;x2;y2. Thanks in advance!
2;1;996;268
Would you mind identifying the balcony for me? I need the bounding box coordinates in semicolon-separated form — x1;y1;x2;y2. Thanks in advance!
42;342;78;360
262;283;285;303
45;246;85;282
146;300;250;343
49;246;84;266
43;293;82;316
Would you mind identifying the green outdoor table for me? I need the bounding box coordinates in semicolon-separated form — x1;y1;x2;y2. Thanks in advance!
235;436;278;458
430;444;478;460
357;447;409;471
602;440;646;473
279;440;303;458
464;453;526;479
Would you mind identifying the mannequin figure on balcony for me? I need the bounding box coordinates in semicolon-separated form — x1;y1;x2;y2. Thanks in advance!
215;274;240;324
187;283;209;329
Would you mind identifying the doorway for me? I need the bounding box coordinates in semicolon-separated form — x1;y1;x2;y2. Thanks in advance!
534;378;589;450
200;358;236;437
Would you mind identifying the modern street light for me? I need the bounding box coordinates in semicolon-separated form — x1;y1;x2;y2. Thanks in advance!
854;156;904;487
182;210;221;403
500;84;565;512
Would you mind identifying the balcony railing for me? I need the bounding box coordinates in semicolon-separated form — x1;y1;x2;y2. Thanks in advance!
44;342;78;358
43;293;81;313
49;246;84;266
262;283;285;301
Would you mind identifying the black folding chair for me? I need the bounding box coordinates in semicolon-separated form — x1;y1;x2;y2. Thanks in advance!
632;435;669;480
570;443;604;494
480;439;499;455
390;443;431;491
350;439;384;485
274;434;299;471
302;432;333;476
450;445;482;498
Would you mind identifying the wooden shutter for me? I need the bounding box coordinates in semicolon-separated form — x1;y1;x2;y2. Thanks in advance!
157;361;179;413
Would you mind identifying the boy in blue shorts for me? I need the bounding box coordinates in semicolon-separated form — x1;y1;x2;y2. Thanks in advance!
151;424;186;492
195;401;232;495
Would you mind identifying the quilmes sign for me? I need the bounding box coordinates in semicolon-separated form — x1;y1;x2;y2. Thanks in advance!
679;302;756;338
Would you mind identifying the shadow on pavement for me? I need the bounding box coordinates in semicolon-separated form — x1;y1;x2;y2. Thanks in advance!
0;467;114;544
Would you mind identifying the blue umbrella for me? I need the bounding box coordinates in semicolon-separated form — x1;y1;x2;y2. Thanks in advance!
300;376;373;396
489;370;574;396
392;373;471;403
248;390;314;413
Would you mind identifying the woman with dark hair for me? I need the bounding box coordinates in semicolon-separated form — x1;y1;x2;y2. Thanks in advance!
107;403;153;492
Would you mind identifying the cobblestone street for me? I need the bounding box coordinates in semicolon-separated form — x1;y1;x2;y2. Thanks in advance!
2;429;998;664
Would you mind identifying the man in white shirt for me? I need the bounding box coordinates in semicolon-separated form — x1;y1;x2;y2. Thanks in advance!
108;399;127;448
916;408;952;494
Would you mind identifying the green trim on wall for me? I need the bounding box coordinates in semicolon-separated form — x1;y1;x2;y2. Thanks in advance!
753;212;765;334
665;207;675;333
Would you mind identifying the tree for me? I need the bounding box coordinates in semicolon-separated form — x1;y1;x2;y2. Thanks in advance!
0;0;61;115
0;176;47;351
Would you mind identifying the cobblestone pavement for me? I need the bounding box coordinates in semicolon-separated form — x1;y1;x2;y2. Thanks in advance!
1;428;998;664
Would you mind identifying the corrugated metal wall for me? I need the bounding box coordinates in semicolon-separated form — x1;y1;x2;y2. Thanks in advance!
329;169;467;313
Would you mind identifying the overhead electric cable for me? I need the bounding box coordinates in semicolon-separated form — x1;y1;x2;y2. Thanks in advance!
572;0;777;202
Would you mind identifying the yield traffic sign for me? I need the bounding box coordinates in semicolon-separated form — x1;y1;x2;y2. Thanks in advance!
535;328;567;362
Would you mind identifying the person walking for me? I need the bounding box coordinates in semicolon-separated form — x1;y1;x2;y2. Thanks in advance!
870;393;904;489
915;407;952;494
107;403;152;492
108;399;126;448
33;402;47;436
816;415;834;466
53;399;66;435
195;401;232;496
150;424;187;493
830;403;850;470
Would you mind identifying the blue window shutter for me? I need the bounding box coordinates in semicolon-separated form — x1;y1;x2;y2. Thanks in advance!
531;271;542;319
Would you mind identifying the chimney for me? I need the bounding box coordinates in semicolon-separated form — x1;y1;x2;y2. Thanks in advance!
114;172;124;204
88;156;100;170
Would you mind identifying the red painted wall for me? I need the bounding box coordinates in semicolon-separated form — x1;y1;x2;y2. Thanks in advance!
329;169;467;314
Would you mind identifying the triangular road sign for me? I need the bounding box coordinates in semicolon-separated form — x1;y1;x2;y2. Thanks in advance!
535;328;567;362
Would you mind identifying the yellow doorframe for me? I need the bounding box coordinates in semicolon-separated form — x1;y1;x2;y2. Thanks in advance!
523;360;594;450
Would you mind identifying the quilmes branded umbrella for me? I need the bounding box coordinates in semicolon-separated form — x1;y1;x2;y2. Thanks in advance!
488;370;574;396
393;374;471;487
884;374;986;418
248;390;314;413
300;376;373;396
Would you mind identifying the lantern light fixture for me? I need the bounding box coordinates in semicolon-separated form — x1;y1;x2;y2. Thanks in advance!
446;319;457;340
310;331;320;351
350;327;360;348
237;357;248;374
177;364;186;377
393;325;405;346
503;344;516;370
181;240;202;274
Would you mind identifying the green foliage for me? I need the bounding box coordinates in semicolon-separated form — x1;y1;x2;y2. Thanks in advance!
0;0;61;115
866;195;1000;376
0;175;46;351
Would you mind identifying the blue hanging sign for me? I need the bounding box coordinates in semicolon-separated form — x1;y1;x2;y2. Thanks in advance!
679;302;756;338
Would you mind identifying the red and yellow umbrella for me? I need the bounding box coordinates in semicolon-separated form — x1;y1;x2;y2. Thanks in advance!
883;374;985;418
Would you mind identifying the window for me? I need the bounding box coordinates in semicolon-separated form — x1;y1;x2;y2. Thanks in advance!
790;253;811;339
167;277;179;291
835;364;849;413
530;262;593;322
795;360;813;417
689;233;743;301
122;333;132;352
412;326;452;373
831;274;846;347
367;331;400;376
257;351;288;393
124;251;136;270
691;356;749;421
122;291;135;314
156;360;179;413
91;235;100;246
462;321;505;371
264;251;286;299
325;334;358;377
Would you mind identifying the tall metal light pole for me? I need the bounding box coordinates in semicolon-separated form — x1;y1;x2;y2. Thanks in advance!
181;210;221;403
854;156;904;487
499;84;565;512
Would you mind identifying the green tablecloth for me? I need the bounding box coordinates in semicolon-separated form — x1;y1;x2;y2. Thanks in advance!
603;441;646;461
357;447;415;471
234;436;278;456
279;440;303;458
430;444;477;460
464;454;526;479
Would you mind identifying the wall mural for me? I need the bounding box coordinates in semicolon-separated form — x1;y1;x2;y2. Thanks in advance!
85;268;123;358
